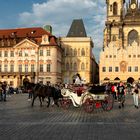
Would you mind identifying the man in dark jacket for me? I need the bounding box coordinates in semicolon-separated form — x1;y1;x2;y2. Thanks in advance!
117;82;125;109
2;81;7;101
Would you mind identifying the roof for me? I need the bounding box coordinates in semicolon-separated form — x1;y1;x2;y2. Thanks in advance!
67;19;87;37
0;27;58;46
0;27;51;38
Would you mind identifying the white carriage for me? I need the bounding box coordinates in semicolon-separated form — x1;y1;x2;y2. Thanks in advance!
61;86;114;113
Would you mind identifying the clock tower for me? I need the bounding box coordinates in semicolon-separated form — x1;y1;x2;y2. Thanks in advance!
104;0;125;48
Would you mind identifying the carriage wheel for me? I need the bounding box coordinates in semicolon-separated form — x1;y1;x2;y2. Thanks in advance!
60;98;71;109
82;94;94;113
101;94;114;111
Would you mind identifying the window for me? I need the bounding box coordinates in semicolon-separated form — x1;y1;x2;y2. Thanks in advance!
74;62;77;70
102;67;106;72
115;67;119;72
10;81;13;86
66;63;69;70
128;30;139;45
0;65;1;72
47;64;51;72
0;51;2;57
112;35;116;41
81;48;85;56
110;5;112;12
81;63;85;70
134;66;138;72
70;48;73;56
128;55;131;58
114;55;116;58
113;2;118;15
109;55;112;58
10;51;14;57
138;55;140;58
40;64;43;72
19;65;22;72
66;48;69;56
74;49;77;56
19;51;22;57
10;65;14;72
128;66;132;72
46;50;50;56
25;64;28;73
25;51;28;57
109;67;112;72
4;64;8;72
70;62;72;70
133;55;136;58
40;50;43;56
4;51;8;57
106;55;108;58
31;64;35;72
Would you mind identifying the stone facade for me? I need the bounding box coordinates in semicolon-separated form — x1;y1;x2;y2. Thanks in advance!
60;19;98;84
0;27;62;87
60;37;97;84
100;0;140;83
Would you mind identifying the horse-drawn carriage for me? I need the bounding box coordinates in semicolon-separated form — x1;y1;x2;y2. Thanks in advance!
61;85;114;113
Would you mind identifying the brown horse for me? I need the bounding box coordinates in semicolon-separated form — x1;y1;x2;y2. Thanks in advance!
31;84;62;107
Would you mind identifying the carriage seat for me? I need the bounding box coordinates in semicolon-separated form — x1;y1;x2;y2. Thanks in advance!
88;85;105;94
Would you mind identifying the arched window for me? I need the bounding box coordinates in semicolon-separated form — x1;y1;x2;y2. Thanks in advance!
128;30;139;45
81;48;85;56
70;48;73;56
66;48;69;56
70;62;72;70
66;63;69;70
113;2;118;15
112;35;116;41
81;63;85;70
74;48;77;56
78;48;80;56
74;62;77;70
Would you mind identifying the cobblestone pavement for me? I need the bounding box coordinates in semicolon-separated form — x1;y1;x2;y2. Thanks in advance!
0;93;140;140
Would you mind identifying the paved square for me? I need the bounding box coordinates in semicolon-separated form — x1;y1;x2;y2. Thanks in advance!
0;94;140;140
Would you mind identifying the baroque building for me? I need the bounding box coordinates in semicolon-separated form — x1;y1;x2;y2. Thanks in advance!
60;19;98;84
100;0;140;83
0;26;62;87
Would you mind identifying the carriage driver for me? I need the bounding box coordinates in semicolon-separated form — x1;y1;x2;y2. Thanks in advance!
74;74;84;96
75;73;82;85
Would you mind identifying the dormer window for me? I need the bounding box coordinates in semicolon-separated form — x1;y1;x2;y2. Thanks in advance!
31;30;36;34
41;35;49;45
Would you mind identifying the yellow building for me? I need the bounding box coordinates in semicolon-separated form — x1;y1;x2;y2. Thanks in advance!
60;19;98;84
0;27;62;87
100;0;140;83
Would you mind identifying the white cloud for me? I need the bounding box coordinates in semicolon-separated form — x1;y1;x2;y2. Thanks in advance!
18;0;106;61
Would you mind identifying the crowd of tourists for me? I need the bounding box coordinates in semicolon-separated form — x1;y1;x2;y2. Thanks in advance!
1;76;140;110
104;81;140;109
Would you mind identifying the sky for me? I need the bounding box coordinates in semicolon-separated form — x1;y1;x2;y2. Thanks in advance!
0;0;130;62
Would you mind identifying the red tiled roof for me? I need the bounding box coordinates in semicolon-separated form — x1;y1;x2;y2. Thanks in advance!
0;27;51;38
0;27;58;46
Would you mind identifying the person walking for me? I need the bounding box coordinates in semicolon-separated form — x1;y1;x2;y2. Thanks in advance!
132;83;139;109
117;82;125;109
2;81;7;101
0;82;3;101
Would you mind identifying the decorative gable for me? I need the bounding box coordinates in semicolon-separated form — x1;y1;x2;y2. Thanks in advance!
41;35;49;45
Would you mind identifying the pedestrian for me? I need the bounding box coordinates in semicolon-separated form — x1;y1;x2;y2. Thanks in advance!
0;82;3;101
117;82;125;109
132;83;139;109
111;83;117;100
2;81;7;101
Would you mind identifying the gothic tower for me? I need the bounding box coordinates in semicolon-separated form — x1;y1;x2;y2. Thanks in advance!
104;0;125;48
